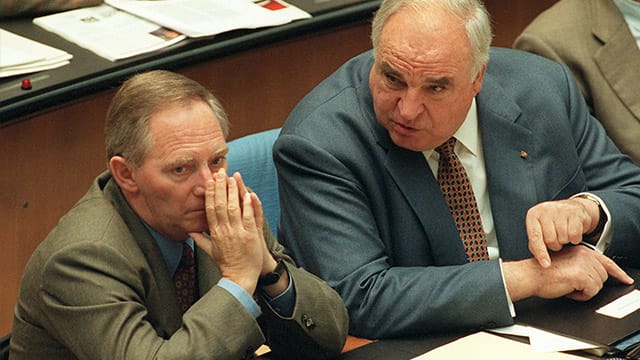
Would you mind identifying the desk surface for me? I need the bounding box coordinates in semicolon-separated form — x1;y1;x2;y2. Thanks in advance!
0;0;381;124
338;333;607;360
339;335;458;360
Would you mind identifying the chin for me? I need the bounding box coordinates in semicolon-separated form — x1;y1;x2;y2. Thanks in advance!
185;220;208;235
390;134;422;152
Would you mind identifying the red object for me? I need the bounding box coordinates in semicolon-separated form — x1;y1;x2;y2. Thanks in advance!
21;78;32;90
262;0;286;10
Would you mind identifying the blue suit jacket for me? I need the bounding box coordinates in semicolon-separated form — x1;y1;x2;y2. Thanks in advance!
274;48;640;338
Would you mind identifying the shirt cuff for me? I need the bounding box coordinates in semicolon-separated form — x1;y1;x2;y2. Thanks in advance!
261;270;296;317
571;192;612;252
217;278;262;318
498;258;516;318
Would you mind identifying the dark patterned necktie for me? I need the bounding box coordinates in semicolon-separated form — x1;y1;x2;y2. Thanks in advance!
173;242;197;313
435;137;489;262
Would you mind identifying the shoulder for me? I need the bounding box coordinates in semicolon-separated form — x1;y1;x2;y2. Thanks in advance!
487;47;569;84
518;0;594;37
482;48;583;119
289;50;373;116
279;50;377;147
31;174;144;270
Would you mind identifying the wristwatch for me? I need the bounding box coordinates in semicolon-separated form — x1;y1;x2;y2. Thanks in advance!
257;257;286;287
579;194;607;242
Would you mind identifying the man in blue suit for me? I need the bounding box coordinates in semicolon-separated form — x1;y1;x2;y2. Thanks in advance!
274;0;640;339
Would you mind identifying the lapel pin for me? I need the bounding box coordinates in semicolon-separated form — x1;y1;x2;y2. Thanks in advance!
520;150;528;159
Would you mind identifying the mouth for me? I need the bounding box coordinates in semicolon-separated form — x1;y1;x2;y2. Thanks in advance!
391;120;417;135
189;208;206;216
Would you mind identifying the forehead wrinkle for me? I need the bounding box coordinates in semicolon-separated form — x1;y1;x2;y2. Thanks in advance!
379;48;457;87
377;5;473;80
165;142;227;164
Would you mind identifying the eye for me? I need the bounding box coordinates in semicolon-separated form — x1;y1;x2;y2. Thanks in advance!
384;73;404;89
431;85;445;93
210;156;226;169
174;166;186;175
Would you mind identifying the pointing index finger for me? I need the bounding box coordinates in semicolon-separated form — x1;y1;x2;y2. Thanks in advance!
526;216;551;268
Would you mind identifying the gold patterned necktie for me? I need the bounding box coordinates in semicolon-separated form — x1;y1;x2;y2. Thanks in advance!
173;242;197;313
435;137;489;262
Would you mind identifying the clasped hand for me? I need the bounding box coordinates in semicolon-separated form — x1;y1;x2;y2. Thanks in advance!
189;169;276;295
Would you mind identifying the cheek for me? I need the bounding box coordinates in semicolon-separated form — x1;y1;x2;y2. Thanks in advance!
145;179;190;204
372;89;397;117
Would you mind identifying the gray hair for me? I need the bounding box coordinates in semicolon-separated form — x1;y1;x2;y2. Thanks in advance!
105;70;229;168
371;0;493;78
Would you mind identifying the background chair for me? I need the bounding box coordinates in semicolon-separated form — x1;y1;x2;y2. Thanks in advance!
227;128;281;237
0;333;10;360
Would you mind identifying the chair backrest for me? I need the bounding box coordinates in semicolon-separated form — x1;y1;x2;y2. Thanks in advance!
227;128;281;237
0;333;10;360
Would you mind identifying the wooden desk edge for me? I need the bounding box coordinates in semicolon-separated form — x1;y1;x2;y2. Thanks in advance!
343;335;375;353
256;335;374;359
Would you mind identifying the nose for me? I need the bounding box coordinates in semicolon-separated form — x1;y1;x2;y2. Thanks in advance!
193;166;215;196
397;88;425;121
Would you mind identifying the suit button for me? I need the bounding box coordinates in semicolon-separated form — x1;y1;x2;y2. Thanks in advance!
302;314;316;330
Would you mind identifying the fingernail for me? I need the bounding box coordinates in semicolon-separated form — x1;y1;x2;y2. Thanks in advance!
541;259;551;268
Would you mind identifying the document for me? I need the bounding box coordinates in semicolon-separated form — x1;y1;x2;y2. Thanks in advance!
412;331;585;360
0;28;72;78
104;0;311;38
490;324;602;354
33;5;186;61
515;268;640;355
597;289;640;319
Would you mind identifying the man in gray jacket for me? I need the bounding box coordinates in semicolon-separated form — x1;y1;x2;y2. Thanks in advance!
11;70;348;359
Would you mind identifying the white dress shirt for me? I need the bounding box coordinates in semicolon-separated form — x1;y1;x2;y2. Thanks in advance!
421;98;612;316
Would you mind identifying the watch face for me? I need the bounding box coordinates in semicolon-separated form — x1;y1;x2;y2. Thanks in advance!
258;258;285;286
263;273;280;285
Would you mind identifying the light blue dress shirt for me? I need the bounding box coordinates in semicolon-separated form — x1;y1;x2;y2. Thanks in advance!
144;224;295;318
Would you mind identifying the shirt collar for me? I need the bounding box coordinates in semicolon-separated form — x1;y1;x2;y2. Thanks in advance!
143;223;194;277
423;97;480;158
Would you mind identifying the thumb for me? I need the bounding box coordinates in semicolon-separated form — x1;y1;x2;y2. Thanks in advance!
190;232;212;254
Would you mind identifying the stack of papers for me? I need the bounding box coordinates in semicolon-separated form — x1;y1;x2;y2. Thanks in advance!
104;0;311;38
33;5;186;62
0;28;72;78
31;0;311;62
412;332;586;360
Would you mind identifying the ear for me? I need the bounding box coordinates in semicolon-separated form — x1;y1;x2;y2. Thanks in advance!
472;64;486;95
109;156;139;194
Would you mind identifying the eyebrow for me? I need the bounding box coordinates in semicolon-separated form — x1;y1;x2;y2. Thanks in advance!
379;61;401;78
426;77;451;86
217;145;229;157
379;61;452;86
167;156;195;168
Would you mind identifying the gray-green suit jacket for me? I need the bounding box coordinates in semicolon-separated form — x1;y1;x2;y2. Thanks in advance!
10;171;348;360
514;0;640;164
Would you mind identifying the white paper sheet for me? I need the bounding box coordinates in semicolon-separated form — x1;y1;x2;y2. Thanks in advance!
0;28;72;77
105;0;311;38
412;331;587;360
33;5;186;62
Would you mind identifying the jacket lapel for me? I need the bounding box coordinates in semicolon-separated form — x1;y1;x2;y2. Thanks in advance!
477;77;537;260
103;175;184;335
377;126;468;265
592;0;640;120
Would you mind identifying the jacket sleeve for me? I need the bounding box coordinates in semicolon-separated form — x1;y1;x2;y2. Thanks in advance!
257;223;349;360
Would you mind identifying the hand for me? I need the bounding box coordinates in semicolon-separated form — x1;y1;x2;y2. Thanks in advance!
230;172;275;276
504;245;633;302
526;198;600;268
189;169;268;295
